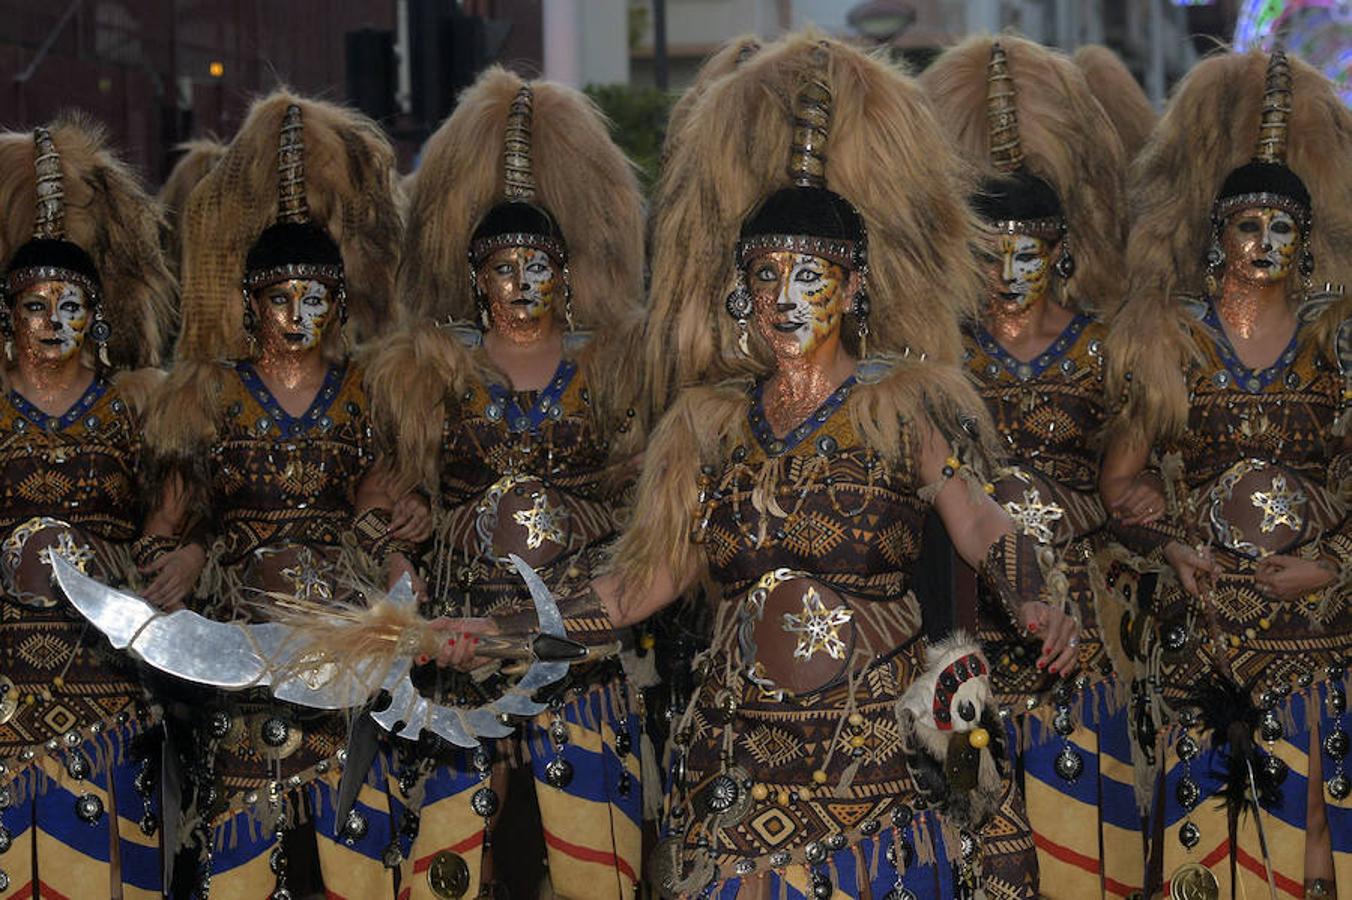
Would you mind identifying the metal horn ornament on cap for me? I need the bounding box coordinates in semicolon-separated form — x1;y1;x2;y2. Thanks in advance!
1255;46;1292;164
788;57;832;188
32;127;66;239
503;84;536;200
986;41;1024;174
276;103;309;224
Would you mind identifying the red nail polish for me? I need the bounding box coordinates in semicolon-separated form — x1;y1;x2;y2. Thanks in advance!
1036;660;1046;670
470;636;479;645
447;638;456;646
1027;623;1038;633
416;655;429;665
1049;665;1059;674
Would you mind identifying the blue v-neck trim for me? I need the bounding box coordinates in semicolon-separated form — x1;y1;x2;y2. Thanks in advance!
1201;302;1301;394
747;376;856;457
236;361;345;437
9;376;108;432
971;313;1092;382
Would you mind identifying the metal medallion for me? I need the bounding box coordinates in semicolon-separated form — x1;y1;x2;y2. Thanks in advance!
1054;745;1084;782
427;850;470;899
1178;821;1200;850
1327;773;1351;801
471;786;500;818
1169;862;1219;900
250;713;302;759
341;810;369;843
544;756;574;789
1323;728;1349;760
1175;777;1200;810
1259;711;1283;743
75;792;104;823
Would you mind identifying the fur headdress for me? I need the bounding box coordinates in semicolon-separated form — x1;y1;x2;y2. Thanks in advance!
158;137;227;277
1072;45;1157;161
920;35;1129;315
1107;48;1352;447
399;67;644;327
643;31;984;408
663;35;763;160
0;115;174;369
175;91;402;361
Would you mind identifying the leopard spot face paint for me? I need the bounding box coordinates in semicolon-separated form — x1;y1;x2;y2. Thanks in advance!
13;280;90;364
746;251;848;360
985;233;1053;316
1220;206;1297;286
253;278;333;354
479;246;559;343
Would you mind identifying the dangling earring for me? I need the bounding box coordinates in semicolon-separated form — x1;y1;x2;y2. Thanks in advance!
852;283;871;359
1054;238;1076;280
562;263;575;332
88;305;112;367
1;305;13;364
469;259;490;331
1299;234;1315;297
725;272;753;356
1204;223;1225;297
241;288;259;356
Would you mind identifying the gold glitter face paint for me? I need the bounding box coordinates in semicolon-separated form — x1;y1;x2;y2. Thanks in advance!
986;233;1053;313
12;280;90;365
254;278;333;353
479;246;559;344
747;251;848;361
1221;206;1298;287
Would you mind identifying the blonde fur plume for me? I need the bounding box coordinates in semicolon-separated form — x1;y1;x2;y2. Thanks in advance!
159;137;227;276
399;68;644;328
644;32;985;412
176;91;402;361
0;114;175;369
1107;49;1352;448
1072;45;1158;160
920;35;1129;316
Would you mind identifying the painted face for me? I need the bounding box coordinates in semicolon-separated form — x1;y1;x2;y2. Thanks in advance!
479;246;559;337
1220;206;1298;285
747;251;849;359
983;232;1054;316
12;280;90;364
253;278;333;352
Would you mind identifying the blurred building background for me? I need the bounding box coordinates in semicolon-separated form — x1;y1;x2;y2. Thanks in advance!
0;0;1347;185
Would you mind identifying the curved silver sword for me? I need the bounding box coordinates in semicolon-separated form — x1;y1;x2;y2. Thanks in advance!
50;551;570;747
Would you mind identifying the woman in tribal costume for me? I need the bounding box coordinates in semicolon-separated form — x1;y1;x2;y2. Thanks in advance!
445;32;1080;899
365;68;649;899
138;94;422;898
1104;47;1352;899
0;119;174;898
921;36;1147;898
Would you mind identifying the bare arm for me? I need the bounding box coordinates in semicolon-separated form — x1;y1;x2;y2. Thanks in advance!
917;421;1080;674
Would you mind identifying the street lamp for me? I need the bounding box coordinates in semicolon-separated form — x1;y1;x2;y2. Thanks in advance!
846;0;917;44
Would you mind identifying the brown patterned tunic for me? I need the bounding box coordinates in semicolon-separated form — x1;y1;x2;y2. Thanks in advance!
962;315;1121;706
191;360;374;793
661;368;1037;899
0;375;150;757
1149;300;1351;710
428;330;633;620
